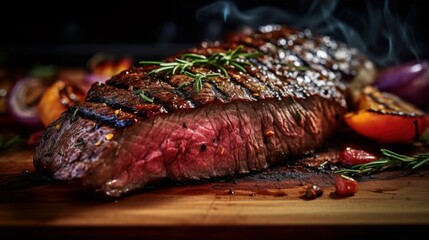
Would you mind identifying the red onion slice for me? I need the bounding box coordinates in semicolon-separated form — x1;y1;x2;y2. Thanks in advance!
373;61;429;110
7;77;46;126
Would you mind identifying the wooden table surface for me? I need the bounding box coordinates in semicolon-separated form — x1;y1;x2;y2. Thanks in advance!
1;149;429;240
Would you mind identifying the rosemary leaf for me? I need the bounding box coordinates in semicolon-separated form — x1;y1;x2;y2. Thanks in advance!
172;65;180;75
4;135;22;148
175;59;191;65
139;60;163;65
181;53;207;60
239;52;263;58
140;93;153;103
412;158;429;169
133;89;154;103
194;77;202;93
160;62;179;66
215;65;229;76
0;135;23;151
71;107;79;122
177;82;191;90
184;71;196;78
74;140;85;149
230;61;247;72
205;73;222;78
138;92;154;103
150;66;174;74
230;45;242;56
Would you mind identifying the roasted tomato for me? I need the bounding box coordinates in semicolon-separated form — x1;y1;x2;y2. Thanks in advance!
37;80;86;127
338;147;378;166
344;86;428;143
335;175;358;196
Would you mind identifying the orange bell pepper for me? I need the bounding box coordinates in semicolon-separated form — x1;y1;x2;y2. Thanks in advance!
344;86;428;143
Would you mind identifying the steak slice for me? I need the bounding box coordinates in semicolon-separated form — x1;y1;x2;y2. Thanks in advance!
33;24;375;197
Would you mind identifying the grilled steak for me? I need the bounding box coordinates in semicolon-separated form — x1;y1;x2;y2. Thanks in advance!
33;25;375;197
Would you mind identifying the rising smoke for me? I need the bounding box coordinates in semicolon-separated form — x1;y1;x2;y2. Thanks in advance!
196;0;423;67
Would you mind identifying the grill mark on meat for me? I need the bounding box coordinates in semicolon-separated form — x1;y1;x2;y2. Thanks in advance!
107;69;198;110
258;26;360;78
233;39;313;97
86;83;166;118
258;28;338;71
257;29;335;71
225;67;275;99
242;59;283;99
107;73;185;113
71;102;136;128
248;59;287;98
204;81;229;102
261;37;334;76
233;29;340;87
239;39;319;81
253;41;347;107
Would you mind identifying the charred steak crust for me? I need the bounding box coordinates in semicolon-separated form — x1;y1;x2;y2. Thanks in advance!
34;25;374;197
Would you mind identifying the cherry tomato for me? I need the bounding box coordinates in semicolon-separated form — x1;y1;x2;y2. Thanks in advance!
335;175;358;196
338;147;377;166
27;130;44;147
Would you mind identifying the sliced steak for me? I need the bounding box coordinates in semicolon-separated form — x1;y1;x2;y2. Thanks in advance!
33;24;375;197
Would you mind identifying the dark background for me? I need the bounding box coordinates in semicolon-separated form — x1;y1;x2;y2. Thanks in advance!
0;0;428;69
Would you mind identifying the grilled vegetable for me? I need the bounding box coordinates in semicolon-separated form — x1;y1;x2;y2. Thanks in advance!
37;80;86;127
344;86;428;143
374;61;429;110
8;77;47;126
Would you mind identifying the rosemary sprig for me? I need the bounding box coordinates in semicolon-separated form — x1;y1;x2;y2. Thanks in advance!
284;63;310;71
335;149;429;177
134;90;154;103
139;45;261;92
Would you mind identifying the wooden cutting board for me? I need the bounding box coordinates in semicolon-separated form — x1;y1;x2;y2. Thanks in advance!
1;149;429;239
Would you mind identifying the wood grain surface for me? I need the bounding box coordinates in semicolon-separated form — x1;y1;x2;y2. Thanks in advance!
1;149;429;239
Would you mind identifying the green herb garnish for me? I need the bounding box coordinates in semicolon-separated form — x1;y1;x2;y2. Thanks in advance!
139;45;261;92
70;107;79;122
335;149;429;177
285;63;309;71
0;135;23;151
29;64;57;82
134;90;154;103
178;72;220;93
74;140;85;149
